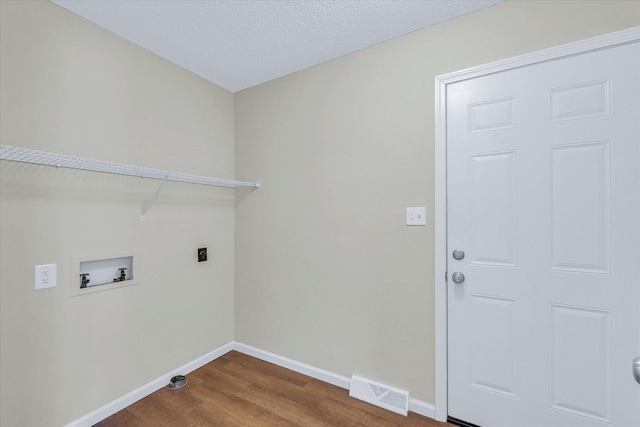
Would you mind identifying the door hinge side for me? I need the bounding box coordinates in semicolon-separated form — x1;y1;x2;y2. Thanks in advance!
445;272;448;282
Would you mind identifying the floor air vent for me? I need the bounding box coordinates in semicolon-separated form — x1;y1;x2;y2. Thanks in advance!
349;375;409;416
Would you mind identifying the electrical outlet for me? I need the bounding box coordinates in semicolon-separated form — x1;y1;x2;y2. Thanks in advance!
35;264;57;290
198;247;207;262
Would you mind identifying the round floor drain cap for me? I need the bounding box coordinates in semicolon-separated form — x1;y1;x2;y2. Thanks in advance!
169;375;187;390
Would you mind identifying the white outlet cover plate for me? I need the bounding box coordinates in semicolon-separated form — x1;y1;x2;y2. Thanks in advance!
406;207;426;226
35;264;57;290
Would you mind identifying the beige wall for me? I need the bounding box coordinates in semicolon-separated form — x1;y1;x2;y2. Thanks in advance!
0;1;237;426
235;0;640;405
1;0;639;425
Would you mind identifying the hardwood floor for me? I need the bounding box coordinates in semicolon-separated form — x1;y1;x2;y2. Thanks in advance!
95;351;451;426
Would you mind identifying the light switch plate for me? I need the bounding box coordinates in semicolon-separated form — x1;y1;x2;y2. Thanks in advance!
35;264;57;290
406;207;426;226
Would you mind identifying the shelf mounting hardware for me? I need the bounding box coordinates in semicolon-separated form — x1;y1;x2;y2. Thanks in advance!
141;174;169;222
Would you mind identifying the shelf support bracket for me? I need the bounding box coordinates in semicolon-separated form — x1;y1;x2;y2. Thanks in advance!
141;174;170;222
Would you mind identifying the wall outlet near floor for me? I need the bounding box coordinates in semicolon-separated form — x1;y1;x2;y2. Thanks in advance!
406;207;426;226
35;264;57;290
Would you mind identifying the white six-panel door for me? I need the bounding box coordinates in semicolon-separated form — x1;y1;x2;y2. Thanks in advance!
446;41;640;426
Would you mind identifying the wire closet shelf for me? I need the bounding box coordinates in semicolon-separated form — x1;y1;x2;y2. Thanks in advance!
0;144;261;220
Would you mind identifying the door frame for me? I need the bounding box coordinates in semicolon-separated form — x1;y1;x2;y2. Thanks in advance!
433;26;640;422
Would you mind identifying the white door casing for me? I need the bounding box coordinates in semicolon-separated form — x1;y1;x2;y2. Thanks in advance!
434;27;640;426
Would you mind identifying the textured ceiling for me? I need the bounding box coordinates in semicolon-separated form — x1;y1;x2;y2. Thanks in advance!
51;0;503;93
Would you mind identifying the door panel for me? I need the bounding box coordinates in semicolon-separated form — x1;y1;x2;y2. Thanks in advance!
468;97;517;133
548;79;610;122
550;304;612;423
468;151;517;267
469;294;518;398
549;141;611;273
447;42;640;427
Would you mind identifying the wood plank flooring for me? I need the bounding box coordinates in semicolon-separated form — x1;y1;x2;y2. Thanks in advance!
95;351;451;427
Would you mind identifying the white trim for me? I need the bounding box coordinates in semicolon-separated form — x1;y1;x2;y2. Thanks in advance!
233;342;436;419
409;398;436;419
437;26;640;87
66;340;437;425
433;26;640;423
65;342;234;427
434;73;449;423
232;341;352;389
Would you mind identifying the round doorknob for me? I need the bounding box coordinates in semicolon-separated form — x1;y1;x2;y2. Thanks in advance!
452;249;465;260
452;272;465;284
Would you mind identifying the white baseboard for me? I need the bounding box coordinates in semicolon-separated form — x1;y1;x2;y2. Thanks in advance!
66;340;436;425
409;398;436;419
232;341;351;389
65;342;234;427
232;341;436;420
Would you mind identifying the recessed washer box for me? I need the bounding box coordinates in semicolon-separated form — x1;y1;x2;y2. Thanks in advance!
71;252;138;297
